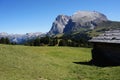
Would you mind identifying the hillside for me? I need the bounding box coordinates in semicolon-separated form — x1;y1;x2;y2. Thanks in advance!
0;44;120;80
60;21;120;41
48;11;120;38
88;21;120;37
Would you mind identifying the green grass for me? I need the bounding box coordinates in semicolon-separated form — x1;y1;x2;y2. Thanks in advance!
0;44;120;80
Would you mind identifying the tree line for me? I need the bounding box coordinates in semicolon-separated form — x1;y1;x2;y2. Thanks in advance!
24;36;58;46
0;37;17;45
0;37;10;44
0;33;92;47
24;33;92;47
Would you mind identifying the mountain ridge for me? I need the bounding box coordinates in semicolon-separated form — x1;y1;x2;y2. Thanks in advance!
48;11;108;35
0;32;45;44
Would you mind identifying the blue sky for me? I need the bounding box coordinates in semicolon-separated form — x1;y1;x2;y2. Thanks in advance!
0;0;120;34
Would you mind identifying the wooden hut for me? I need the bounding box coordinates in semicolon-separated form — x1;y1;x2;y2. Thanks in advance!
89;30;120;65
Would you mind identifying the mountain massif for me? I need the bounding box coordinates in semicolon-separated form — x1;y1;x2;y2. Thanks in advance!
64;11;108;33
48;11;109;35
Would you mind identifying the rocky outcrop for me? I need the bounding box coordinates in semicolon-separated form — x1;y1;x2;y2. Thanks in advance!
48;10;110;36
48;11;108;35
64;11;108;33
48;15;70;35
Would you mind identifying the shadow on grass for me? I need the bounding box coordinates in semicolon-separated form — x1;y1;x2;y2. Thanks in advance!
73;60;120;67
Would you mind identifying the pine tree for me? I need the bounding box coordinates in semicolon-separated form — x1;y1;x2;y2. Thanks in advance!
34;38;40;46
5;37;10;44
59;39;67;46
0;37;5;44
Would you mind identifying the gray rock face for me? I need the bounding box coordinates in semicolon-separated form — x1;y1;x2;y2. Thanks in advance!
48;15;70;35
48;11;108;35
72;11;108;23
64;11;108;33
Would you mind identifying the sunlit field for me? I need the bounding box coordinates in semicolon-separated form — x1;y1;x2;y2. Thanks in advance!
0;44;120;80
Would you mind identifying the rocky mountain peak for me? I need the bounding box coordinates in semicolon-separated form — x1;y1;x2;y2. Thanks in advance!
48;15;70;35
72;11;108;23
48;11;109;35
64;11;108;33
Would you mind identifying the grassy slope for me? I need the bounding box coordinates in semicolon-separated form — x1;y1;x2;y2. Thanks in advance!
67;21;120;38
88;21;120;37
0;44;120;80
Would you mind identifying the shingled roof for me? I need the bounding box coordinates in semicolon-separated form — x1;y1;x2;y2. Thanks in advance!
89;30;120;44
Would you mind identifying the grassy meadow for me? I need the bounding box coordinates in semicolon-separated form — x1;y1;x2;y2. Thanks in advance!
0;44;120;80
